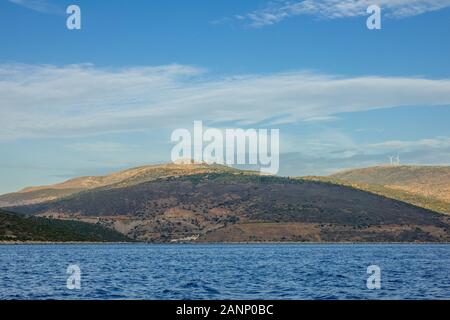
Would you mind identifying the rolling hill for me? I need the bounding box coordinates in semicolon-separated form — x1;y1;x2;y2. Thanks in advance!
0;163;244;207
0;209;131;242
327;165;450;214
330;165;450;203
9;173;450;243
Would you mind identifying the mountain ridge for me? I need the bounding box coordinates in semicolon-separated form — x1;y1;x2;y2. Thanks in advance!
10;172;450;243
3;163;450;243
0;163;247;207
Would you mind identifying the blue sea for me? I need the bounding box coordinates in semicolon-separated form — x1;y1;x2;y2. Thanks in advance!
0;244;449;300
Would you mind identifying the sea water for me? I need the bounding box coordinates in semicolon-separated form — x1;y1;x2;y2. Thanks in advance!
0;243;449;300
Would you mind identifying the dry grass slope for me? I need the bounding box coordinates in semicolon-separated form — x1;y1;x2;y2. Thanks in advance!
327;165;450;214
330;165;450;203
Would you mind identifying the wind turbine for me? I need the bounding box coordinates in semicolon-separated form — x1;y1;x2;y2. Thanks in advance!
388;156;394;165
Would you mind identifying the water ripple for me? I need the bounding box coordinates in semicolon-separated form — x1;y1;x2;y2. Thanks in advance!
0;243;449;299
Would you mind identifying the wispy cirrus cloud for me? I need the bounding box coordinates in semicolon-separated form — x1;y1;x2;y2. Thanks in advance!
8;0;63;14
231;0;450;28
1;63;450;140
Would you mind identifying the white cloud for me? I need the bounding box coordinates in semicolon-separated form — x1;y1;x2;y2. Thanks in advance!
1;63;450;140
66;142;137;153
367;137;450;152
302;116;340;123
8;0;62;14
234;0;450;28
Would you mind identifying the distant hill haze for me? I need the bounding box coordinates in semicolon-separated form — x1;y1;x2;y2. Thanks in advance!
6;165;450;243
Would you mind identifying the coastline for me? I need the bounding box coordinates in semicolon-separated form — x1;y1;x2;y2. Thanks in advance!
0;241;133;245
1;241;449;245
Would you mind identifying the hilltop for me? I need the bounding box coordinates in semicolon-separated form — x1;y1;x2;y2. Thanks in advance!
0;163;244;207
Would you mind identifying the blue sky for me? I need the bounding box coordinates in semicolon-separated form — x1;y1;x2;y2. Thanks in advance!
0;0;450;194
